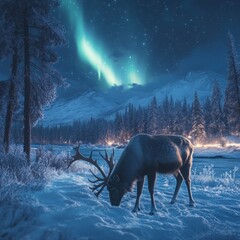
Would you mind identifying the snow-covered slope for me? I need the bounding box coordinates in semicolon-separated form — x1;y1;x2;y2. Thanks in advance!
123;71;225;108
42;91;120;126
42;71;226;126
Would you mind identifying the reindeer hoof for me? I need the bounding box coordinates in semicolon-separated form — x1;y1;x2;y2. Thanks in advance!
132;207;140;213
149;211;157;215
149;209;157;215
189;201;195;207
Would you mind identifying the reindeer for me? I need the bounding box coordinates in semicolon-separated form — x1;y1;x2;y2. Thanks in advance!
107;134;195;214
68;133;195;215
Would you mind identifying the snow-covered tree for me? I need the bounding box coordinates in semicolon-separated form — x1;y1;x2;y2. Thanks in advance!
142;107;149;134
190;92;206;143
147;96;159;135
0;81;8;142
0;2;21;152
224;33;240;135
2;48;19;153
122;107;131;141
0;0;66;159
162;96;170;134
209;81;225;137
135;106;144;134
173;100;184;135
203;97;211;135
126;103;137;137
114;112;124;143
182;97;191;135
168;96;175;133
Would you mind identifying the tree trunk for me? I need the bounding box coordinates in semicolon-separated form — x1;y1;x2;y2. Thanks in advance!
3;47;18;153
23;10;31;162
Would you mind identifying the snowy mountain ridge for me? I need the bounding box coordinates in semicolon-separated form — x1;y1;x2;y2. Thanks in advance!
41;71;226;126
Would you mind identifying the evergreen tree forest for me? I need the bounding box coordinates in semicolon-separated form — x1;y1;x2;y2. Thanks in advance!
15;80;237;145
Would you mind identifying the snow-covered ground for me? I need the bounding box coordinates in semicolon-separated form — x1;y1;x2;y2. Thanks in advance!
0;147;240;240
194;146;240;159
194;137;240;159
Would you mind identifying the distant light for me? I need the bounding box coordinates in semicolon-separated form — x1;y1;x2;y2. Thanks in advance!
107;140;114;146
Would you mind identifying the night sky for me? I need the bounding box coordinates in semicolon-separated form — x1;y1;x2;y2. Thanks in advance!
1;0;240;94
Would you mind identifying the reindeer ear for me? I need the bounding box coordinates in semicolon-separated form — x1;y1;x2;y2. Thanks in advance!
108;174;120;188
112;174;120;183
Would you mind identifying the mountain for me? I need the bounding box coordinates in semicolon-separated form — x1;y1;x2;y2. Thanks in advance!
41;91;120;126
41;71;226;126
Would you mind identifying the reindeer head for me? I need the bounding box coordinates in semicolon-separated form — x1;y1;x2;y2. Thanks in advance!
107;174;126;206
68;144;128;206
68;143;115;198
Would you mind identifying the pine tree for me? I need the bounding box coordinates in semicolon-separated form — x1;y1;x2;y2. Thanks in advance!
142;107;149;134
168;96;175;133
190;92;206;143
203;97;212;135
1;0;66;159
209;81;225;137
162;96;170;134
147;96;159;134
114;112;124;143
173;100;184;134
136;106;145;134
0;3;20;152
127;103;136;137
2;47;18;153
182;97;191;135
122;108;130;142
157;104;164;133
224;33;240;135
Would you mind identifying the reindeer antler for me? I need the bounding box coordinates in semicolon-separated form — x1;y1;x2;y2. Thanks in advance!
68;143;115;197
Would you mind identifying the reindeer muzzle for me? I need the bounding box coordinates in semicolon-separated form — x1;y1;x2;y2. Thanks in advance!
111;201;120;207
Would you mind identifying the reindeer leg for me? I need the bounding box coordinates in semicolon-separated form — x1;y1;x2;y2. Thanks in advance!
170;170;183;204
181;165;195;206
132;177;144;213
148;171;157;215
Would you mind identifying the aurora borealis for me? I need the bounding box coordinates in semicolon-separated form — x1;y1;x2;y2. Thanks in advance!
58;0;240;93
61;0;144;87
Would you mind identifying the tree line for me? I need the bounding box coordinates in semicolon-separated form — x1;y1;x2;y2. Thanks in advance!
26;84;231;146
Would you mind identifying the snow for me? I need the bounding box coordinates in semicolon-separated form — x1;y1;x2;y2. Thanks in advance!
41;71;225;126
194;137;240;159
41;91;120;126
194;146;240;159
0;147;240;240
